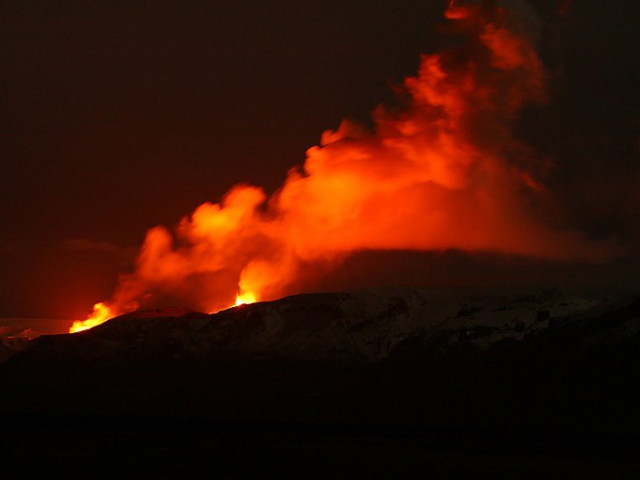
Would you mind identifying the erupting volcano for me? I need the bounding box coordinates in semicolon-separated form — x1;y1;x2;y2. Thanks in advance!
4;3;640;475
69;1;620;333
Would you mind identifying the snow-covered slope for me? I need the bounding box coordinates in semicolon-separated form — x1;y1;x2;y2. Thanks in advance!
187;286;593;361
2;285;640;432
17;285;636;364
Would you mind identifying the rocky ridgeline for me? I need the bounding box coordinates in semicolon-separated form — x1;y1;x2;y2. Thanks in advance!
7;286;636;364
2;286;639;432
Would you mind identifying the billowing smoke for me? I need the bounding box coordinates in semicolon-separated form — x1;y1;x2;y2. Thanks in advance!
71;1;622;331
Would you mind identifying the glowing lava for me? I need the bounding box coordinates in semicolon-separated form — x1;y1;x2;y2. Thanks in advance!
235;291;257;307
69;302;114;333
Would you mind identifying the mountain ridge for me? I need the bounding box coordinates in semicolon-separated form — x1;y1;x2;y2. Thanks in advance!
2;285;639;434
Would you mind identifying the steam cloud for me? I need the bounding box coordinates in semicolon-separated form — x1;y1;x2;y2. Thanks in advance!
77;1;622;325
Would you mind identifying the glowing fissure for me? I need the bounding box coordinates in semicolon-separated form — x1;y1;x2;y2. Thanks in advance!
69;2;616;333
235;291;257;307
69;302;113;333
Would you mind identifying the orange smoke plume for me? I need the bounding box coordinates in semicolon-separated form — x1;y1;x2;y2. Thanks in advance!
69;2;617;332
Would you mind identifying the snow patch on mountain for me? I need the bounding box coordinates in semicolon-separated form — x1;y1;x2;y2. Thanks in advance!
177;286;633;361
5;286;637;365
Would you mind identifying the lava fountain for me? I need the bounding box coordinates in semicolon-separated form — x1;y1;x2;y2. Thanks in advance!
69;302;114;334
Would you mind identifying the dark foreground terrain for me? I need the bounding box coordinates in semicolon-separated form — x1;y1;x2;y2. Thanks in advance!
2;287;640;477
2;414;639;479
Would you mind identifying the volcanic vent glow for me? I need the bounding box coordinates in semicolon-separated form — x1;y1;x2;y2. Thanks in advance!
69;1;616;333
69;302;112;334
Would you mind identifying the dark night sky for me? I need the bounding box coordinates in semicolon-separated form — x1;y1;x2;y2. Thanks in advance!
1;0;639;320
